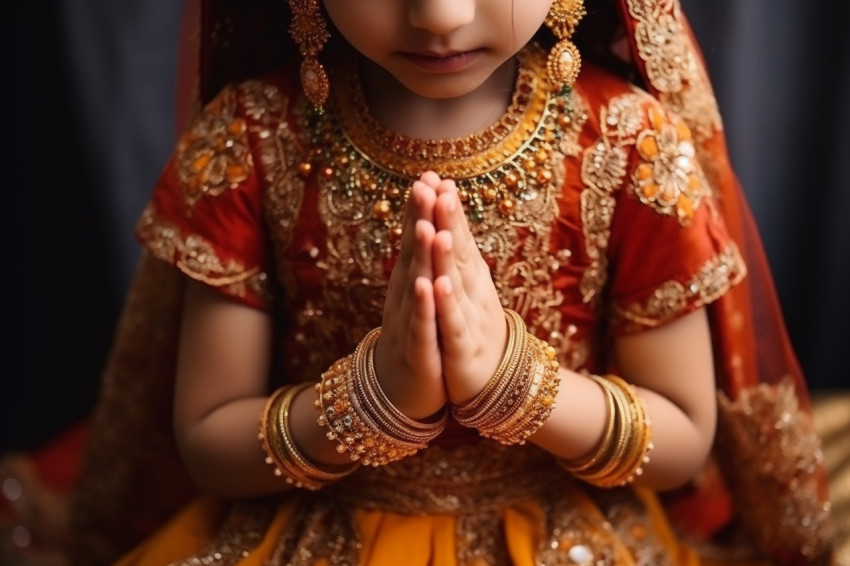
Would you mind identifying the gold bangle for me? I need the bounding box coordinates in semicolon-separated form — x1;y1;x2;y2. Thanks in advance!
451;309;526;424
259;384;359;490
481;334;560;445
275;383;360;489
562;374;654;487
559;375;617;473
315;355;423;466
452;310;561;445
354;328;447;443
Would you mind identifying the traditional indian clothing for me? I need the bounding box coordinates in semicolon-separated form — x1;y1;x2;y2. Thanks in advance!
65;1;835;565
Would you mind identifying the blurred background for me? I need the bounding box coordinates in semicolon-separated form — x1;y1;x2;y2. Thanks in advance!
5;1;849;450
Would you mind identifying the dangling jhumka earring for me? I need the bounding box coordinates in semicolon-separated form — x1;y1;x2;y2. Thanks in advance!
544;0;585;92
287;0;331;109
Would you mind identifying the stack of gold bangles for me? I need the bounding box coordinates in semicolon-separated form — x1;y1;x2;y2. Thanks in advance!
451;309;561;445
313;328;449;467
557;374;654;487
261;308;567;486
258;382;360;490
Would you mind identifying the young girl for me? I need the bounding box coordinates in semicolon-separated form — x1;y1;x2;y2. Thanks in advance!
59;0;834;564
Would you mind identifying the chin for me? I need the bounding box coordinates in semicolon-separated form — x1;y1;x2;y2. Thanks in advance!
402;76;489;101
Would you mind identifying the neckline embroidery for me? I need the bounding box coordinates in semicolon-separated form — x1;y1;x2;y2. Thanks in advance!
301;44;577;228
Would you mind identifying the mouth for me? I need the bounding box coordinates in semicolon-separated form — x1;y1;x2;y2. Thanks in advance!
400;49;484;73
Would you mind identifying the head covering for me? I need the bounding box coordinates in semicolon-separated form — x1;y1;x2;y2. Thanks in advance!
67;1;834;564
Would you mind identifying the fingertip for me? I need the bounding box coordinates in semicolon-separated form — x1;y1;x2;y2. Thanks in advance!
415;218;436;240
420;171;441;187
433;229;453;252
436;178;458;195
434;274;452;297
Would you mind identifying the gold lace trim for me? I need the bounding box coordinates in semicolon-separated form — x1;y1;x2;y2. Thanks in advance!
136;204;269;299
613;242;746;329
716;378;835;562
625;0;723;142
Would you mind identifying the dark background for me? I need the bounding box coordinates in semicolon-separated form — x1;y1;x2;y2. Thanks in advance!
5;1;848;452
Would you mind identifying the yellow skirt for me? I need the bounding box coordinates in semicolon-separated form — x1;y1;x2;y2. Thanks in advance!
113;443;768;566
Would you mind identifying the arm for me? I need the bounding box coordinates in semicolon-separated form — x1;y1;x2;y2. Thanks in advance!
532;308;717;490
173;281;352;498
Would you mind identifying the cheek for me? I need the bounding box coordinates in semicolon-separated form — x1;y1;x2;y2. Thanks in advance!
324;4;392;56
495;1;551;50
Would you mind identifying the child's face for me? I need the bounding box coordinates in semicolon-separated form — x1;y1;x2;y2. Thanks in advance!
323;0;554;100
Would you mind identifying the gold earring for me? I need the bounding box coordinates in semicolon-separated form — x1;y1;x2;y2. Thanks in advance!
544;0;585;91
287;0;331;109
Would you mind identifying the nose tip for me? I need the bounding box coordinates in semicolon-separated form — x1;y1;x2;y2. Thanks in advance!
408;0;475;35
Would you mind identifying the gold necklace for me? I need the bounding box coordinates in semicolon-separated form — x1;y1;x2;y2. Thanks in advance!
299;45;577;233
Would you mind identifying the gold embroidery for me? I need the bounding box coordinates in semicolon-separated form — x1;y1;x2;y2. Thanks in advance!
716;379;836;563
68;254;196;565
632;105;706;225
457;513;508;566
171;501;273;566
270;497;363;566
330;442;562;514
136;204;268;299
625;0;722;141
239;80;307;304
612;242;745;330
541;490;675;565
579;93;644;304
176;87;253;208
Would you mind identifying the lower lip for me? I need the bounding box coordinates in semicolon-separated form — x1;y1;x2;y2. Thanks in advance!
402;50;483;73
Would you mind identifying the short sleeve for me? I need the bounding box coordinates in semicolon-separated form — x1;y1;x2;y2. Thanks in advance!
606;100;746;333
135;84;271;310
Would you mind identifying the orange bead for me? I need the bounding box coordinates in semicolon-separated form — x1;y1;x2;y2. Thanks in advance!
639;135;659;158
373;200;392;220
297;162;313;178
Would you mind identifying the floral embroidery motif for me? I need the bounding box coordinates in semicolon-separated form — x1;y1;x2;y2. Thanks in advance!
632;105;705;225
176;87;253;209
612;243;745;330
625;0;722;141
579;92;645;304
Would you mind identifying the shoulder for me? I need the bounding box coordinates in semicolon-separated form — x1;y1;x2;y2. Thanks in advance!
572;61;668;141
198;57;303;132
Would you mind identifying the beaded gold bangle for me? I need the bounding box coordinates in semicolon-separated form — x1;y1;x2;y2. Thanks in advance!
452;309;561;445
314;334;444;467
558;374;654;487
258;383;359;490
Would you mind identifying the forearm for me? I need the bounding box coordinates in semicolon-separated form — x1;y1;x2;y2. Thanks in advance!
531;368;713;491
178;385;354;498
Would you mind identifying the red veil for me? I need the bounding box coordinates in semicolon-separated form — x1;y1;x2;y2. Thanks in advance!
65;1;834;564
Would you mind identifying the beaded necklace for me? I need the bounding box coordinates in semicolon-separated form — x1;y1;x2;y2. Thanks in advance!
300;44;578;232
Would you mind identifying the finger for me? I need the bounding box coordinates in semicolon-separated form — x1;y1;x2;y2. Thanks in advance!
434;182;477;273
388;181;436;308
419;171;442;189
433;273;473;360
432;229;467;308
407;276;440;376
408;219;436;281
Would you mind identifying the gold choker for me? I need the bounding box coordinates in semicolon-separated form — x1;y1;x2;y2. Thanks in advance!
299;45;581;232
